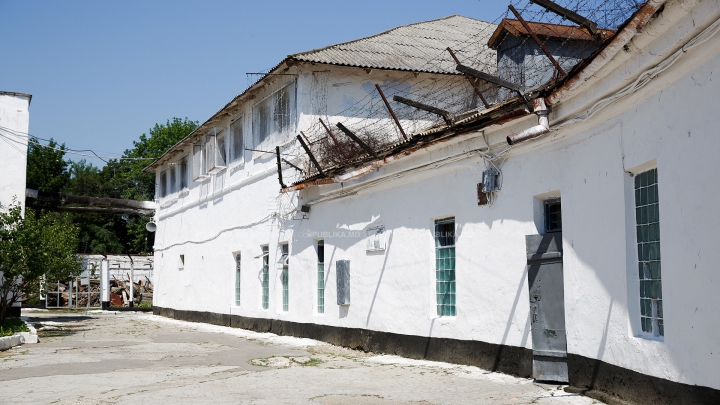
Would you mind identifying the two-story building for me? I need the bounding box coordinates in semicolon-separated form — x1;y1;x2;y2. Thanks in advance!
148;4;720;404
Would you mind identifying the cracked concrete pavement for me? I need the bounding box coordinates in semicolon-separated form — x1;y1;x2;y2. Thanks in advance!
0;310;598;405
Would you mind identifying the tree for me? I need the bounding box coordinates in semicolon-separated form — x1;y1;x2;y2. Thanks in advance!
0;200;81;323
102;117;198;253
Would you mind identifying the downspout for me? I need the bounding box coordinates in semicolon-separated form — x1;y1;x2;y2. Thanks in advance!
506;98;550;145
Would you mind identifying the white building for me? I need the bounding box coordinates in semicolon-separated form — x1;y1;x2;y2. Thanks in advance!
0;91;31;318
0;91;31;209
147;4;720;404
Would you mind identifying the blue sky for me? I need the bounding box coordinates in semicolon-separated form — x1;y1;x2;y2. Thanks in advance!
0;0;509;166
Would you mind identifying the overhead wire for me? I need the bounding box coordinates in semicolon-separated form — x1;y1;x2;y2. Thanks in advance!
0;125;156;161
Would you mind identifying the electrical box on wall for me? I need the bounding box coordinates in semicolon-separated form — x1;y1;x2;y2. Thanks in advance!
336;260;350;305
481;168;500;193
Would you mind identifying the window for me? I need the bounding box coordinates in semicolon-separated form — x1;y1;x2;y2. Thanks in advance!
280;243;289;312
234;253;241;306
192;141;208;181
544;198;562;233
159;170;168;198
169;164;177;194
635;168;663;337
179;156;188;190
317;240;325;314
261;245;269;310
252;81;297;147
178;254;185;270
435;217;456;316
205;128;226;174
230;117;244;163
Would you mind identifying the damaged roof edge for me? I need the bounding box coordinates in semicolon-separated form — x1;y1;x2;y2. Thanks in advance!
547;0;667;104
287;0;668;190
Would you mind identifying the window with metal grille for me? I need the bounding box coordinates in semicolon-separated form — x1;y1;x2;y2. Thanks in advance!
435;217;456;316
280;243;289;312
317;240;325;314
230;117;244;163
251;81;296;148
261;245;269;310
544;198;562;233
635;168;663;337
234;253;241;306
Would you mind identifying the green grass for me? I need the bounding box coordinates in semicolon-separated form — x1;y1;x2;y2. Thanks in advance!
135;301;152;308
0;317;30;337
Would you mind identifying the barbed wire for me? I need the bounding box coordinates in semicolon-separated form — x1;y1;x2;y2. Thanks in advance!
292;0;644;179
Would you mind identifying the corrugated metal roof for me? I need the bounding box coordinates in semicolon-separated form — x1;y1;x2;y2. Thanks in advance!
144;15;497;172
289;15;497;74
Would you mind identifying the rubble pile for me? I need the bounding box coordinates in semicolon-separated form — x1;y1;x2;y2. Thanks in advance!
46;280;101;307
110;276;153;307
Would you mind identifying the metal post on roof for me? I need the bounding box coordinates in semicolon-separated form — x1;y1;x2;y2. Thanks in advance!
529;0;602;40
296;135;325;177
275;146;286;189
508;5;567;77
392;96;453;126
374;84;408;140
281;158;303;172
456;64;525;95
446;48;491;109
318;119;349;157
336;123;379;159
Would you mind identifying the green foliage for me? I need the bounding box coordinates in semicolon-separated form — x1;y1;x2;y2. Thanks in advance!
104;117;198;201
0;200;81;323
0;317;30;337
26;137;69;193
24;118;198;254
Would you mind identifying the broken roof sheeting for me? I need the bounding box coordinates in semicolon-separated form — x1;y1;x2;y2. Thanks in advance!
290;15;497;74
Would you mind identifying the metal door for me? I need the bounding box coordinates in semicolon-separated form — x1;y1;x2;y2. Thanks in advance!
526;233;568;382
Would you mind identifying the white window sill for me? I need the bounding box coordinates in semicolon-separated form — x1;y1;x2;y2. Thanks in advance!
635;333;665;342
159;197;179;209
194;176;211;183
178;188;189;197
228;160;245;173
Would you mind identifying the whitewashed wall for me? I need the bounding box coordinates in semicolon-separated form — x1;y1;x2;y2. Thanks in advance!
0;93;30;210
153;2;720;391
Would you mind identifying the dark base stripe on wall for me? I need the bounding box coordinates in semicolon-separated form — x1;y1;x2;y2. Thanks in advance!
153;307;719;405
153;306;533;377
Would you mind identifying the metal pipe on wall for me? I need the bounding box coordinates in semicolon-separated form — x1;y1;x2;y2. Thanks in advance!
507;98;550;145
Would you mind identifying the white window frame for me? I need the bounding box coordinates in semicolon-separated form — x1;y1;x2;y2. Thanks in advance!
178;155;189;193
205;128;227;174
192;141;209;181
251;80;297;149
159;169;168;198
230;116;244;164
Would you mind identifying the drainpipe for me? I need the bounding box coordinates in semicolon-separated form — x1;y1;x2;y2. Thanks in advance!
506;98;550;145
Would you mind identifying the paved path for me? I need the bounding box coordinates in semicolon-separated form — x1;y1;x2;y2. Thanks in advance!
0;311;597;405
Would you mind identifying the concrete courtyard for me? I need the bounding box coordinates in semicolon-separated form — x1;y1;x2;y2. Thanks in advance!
0;311;597;405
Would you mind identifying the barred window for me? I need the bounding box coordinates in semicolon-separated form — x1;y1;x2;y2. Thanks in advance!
252;81;296;147
635;168;663;337
261;245;269;310
234;253;241;306
280;243;289;312
317;240;325;314
435;217;456;316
